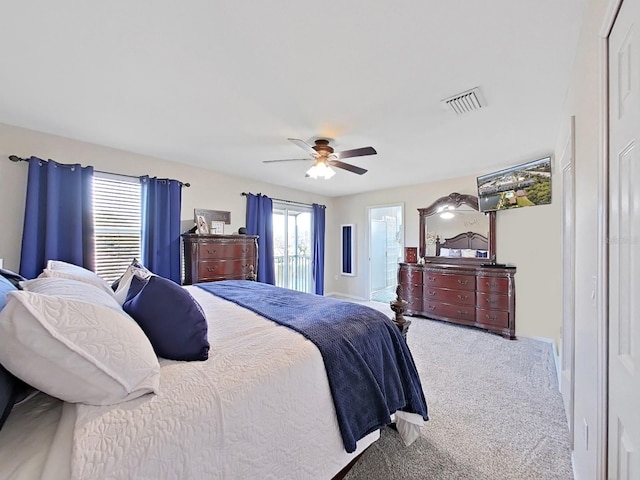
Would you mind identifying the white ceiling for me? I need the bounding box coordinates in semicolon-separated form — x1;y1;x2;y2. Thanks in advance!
0;1;586;197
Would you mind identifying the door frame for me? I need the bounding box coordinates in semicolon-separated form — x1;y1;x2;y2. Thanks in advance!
560;115;576;448
366;203;405;301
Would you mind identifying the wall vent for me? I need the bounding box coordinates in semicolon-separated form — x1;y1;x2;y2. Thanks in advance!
442;87;486;115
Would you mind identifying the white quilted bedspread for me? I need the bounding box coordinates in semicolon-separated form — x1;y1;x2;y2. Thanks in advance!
69;287;378;480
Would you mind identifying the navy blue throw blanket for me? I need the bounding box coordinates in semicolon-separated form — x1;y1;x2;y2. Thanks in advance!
196;280;428;453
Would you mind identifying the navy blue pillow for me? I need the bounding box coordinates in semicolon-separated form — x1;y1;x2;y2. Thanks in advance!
123;275;209;361
0;268;26;290
1;276;24;430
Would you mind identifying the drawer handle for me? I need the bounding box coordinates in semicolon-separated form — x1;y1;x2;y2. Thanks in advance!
428;305;436;311
428;290;436;296
486;282;498;288
457;279;468;285
485;314;498;321
457;294;468;300
457;310;468;316
206;249;217;255
242;248;248;253
486;298;498;304
428;276;436;282
206;266;218;272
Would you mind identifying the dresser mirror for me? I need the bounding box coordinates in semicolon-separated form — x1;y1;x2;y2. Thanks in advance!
418;192;496;263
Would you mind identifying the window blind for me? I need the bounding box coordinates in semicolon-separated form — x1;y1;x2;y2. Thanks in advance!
92;174;141;283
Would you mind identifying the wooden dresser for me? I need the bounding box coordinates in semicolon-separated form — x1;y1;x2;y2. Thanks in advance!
399;262;516;339
182;234;258;285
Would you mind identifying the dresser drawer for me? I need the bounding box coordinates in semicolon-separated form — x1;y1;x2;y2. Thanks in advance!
477;292;510;311
476;308;509;328
423;286;475;306
400;268;423;285
402;283;423;302
197;259;253;280
423;300;475;323
424;273;475;291
198;243;255;260
405;296;423;313
477;277;509;294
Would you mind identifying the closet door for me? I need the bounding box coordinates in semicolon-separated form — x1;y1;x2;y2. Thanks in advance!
608;0;640;477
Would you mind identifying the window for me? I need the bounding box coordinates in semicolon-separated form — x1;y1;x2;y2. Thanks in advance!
92;174;141;283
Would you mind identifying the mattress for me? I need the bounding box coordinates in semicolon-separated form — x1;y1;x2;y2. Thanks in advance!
0;286;389;479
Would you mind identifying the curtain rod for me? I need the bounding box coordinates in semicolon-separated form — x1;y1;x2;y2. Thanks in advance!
241;192;325;209
8;155;191;187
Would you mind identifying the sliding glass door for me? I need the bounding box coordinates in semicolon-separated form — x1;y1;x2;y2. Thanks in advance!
273;203;313;293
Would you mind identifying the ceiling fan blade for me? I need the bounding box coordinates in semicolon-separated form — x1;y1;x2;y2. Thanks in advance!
263;158;310;163
288;138;318;156
329;160;368;175
335;146;377;159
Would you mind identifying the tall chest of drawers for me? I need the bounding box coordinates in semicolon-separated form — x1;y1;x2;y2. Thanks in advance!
182;234;258;285
399;263;516;339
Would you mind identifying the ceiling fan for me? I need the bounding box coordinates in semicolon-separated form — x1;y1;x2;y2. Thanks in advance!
263;138;377;179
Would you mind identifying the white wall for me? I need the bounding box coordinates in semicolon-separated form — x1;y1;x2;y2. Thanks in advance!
0;122;334;273
325;173;563;344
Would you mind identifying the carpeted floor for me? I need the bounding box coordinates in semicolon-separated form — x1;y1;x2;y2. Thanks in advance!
341;300;574;480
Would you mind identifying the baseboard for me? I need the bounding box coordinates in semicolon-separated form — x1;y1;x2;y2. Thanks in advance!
518;335;561;389
325;292;368;302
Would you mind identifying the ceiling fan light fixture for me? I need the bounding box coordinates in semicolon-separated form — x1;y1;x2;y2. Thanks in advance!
307;160;336;179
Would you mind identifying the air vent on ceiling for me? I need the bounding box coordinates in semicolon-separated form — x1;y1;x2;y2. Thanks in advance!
442;87;486;115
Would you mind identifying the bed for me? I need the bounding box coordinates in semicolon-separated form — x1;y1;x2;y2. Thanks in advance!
0;263;428;480
435;231;489;259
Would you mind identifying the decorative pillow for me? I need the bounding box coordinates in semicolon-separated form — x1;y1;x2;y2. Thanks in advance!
0;291;160;405
113;259;153;306
0;277;21;430
449;249;462;258
123;275;209;361
0;276;14;312
39;260;114;297
461;249;477;258
0;268;26;289
476;250;489;258
439;248;450;257
21;277;125;313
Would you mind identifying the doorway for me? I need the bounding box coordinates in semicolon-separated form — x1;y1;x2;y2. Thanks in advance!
368;204;404;303
272;202;313;293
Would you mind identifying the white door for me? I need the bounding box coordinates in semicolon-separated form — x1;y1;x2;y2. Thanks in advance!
560;118;576;447
609;0;640;477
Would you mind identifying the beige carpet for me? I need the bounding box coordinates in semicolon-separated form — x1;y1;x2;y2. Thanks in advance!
338;299;573;480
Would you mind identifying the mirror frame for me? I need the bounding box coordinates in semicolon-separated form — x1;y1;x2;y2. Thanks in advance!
340;224;356;276
418;192;496;263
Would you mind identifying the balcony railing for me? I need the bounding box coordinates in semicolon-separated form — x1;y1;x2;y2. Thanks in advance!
275;254;312;293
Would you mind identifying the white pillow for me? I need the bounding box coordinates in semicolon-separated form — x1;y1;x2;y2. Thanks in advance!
0;290;160;405
21;277;124;313
439;248;450;257
40;260;114;297
114;264;154;306
461;249;477;258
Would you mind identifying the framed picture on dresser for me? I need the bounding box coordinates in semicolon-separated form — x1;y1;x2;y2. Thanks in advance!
196;215;209;234
210;221;224;234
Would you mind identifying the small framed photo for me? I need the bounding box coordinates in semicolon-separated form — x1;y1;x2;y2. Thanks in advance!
210;221;224;234
196;215;209;234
